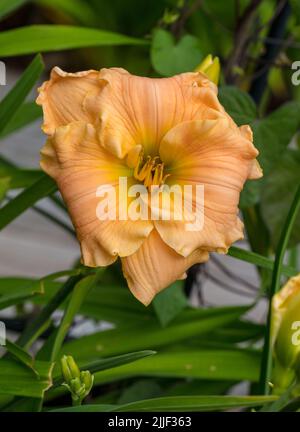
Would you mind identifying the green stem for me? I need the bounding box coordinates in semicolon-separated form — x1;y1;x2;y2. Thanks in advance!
259;184;300;395
72;397;82;407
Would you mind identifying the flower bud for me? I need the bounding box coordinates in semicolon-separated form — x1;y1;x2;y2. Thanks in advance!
271;274;300;394
61;355;81;382
80;370;94;394
194;54;220;85
60;355;94;405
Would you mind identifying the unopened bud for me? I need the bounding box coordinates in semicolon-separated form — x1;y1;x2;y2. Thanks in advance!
194;54;220;85
60;355;94;405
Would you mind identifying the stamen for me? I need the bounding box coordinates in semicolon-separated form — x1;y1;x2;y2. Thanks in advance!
130;147;170;188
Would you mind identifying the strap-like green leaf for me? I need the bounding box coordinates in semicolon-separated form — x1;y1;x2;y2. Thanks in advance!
0;359;53;398
0;174;57;230
228;246;298;277
0;0;29;20
52;395;278;412
0;54;44;133
0;25;148;57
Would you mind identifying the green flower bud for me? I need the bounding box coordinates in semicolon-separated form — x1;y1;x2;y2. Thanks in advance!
60;355;94;406
61;355;80;383
80;370;94;394
271;274;300;394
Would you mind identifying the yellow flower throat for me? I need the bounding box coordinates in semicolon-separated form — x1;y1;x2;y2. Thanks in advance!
126;145;170;188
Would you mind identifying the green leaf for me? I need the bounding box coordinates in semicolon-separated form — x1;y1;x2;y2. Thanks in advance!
164;380;233;397
0;359;53;398
228;246;298;277
152;281;187;327
218;86;257;126
34;0;97;26
261;150;300;248
17;274;83;349
0;177;10;201
151;29;202;76
290;0;300;23
70;349;261;386
117;379;162;405
0;164;43;189
80;285;153;324
0;102;42;138
205;320;264;344
45;272;102;361
53;351;156;386
47;349;261;402
239;179;262;209
241;102;300;208
0;292;39;310
52;395;277;412
113;395;277;412
0;276;45;310
4;340;35;371
0;0;29;20
0;54;44;133
0;174;57;230
0;25;147;57
61;305;249;359
3;397;43;412
253;102;300;176
0;269;79;298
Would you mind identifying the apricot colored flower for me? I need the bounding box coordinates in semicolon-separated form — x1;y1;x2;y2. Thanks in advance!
37;67;262;305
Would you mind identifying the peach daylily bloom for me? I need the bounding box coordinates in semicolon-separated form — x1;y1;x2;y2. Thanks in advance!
37;67;262;305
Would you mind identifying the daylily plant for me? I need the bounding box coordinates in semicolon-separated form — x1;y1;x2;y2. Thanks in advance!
37;66;262;305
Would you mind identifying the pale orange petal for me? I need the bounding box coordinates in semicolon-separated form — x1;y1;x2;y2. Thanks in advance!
36;67;106;135
96;68;225;159
248;159;263;179
155;119;260;256
239;125;262;179
121;229;209;306
41;121;153;265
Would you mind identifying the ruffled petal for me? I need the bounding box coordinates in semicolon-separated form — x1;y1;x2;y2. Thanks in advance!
239;125;263;179
36;67;106;135
41;121;153;265
155;119;262;257
121;229;209;305
96;68;225;159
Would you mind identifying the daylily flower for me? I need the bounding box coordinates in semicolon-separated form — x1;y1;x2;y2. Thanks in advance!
37;67;262;305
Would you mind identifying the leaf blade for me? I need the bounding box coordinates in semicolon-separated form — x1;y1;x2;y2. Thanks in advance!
0;54;44;133
0;25;148;57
